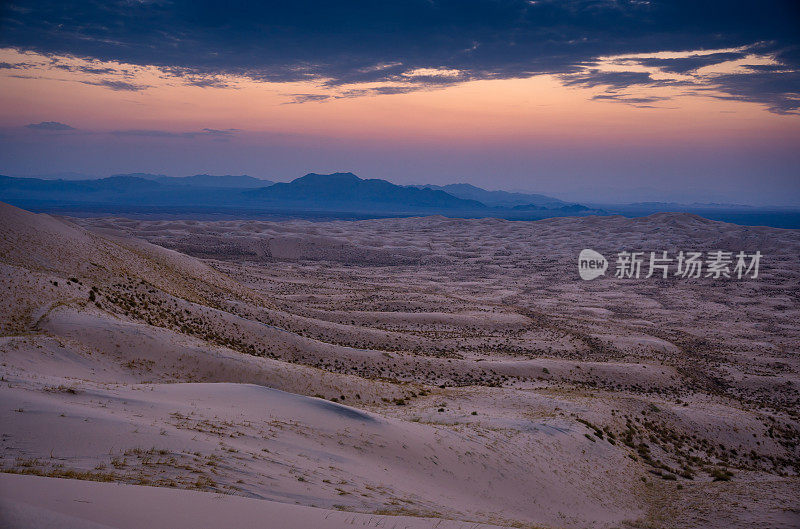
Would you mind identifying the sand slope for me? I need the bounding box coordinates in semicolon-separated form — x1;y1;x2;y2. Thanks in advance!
2;202;799;528
0;473;509;529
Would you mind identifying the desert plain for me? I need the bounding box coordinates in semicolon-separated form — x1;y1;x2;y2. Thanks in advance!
0;202;798;528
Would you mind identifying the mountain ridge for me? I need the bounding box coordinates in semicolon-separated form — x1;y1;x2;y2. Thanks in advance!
248;172;486;210
411;182;568;208
0;172;605;219
120;173;275;188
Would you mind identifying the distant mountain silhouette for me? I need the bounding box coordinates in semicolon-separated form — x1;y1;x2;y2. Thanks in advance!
411;183;567;208
0;174;161;196
125;173;274;188
0;172;603;219
18;172;99;181
0;174;248;206
249;173;486;210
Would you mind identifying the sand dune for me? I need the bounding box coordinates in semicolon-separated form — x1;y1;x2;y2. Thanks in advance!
2;202;799;528
0;473;508;529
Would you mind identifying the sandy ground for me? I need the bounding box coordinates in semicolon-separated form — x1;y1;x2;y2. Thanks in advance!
1;202;798;528
0;473;508;529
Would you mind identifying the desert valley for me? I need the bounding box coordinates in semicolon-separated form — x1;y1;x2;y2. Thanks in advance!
0;201;798;528
2;1;799;527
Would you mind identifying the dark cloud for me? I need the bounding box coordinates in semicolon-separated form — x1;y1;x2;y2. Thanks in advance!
630;52;746;74
701;70;800;114
160;67;236;88
81;79;148;91
368;86;425;95
284;94;331;104
1;0;798;112
592;94;671;107
336;86;427;99
25;121;75;130
561;70;658;89
742;64;786;73
0;61;33;69
183;76;234;89
53;64;119;75
561;56;800;114
286;84;437;102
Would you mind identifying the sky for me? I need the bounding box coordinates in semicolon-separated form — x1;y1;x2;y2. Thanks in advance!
0;1;798;205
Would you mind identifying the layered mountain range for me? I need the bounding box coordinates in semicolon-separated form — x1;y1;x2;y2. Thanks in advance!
0;172;591;216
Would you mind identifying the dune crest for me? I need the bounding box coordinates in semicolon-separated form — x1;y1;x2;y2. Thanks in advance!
1;202;798;528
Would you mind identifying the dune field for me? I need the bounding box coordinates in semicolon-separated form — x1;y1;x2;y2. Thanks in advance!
1;202;798;528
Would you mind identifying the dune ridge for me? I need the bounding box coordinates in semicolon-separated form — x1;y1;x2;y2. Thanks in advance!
1;202;798;528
